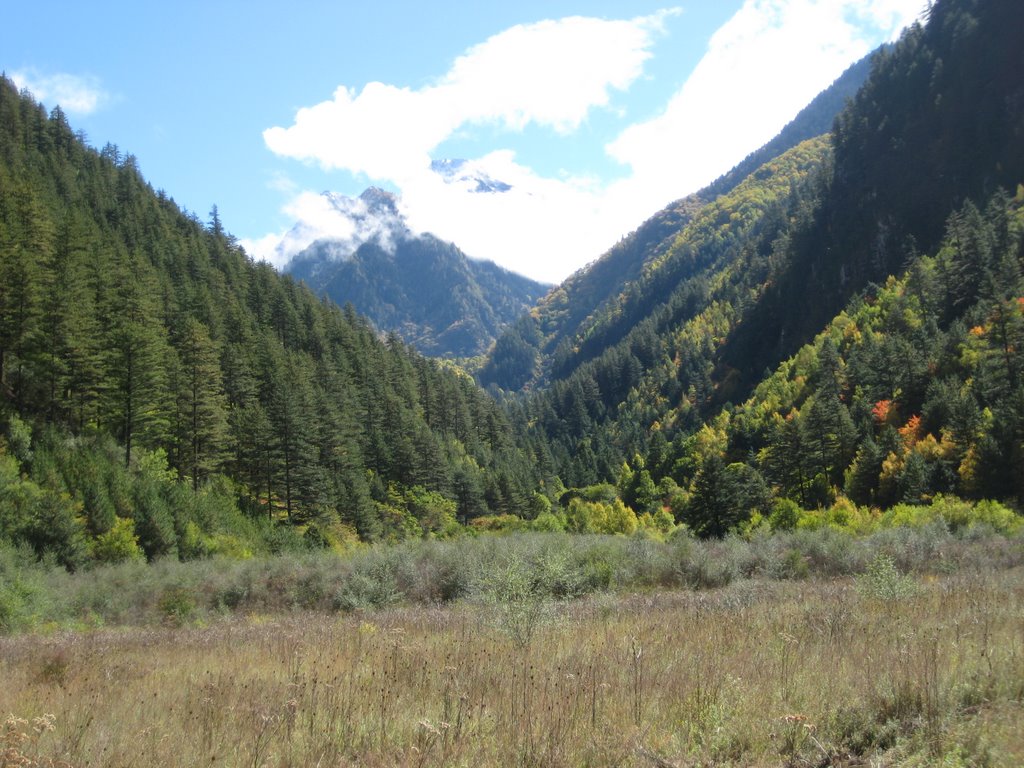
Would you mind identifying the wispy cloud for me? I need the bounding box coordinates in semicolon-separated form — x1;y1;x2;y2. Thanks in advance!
255;0;924;283
266;171;300;195
10;69;111;116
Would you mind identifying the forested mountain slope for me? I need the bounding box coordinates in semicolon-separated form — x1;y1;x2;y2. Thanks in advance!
285;189;549;359
0;76;543;567
722;0;1024;390
710;191;1024;525
479;51;875;392
507;137;832;486
504;0;1024;514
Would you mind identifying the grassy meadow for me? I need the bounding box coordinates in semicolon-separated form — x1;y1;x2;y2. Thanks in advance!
2;526;1024;767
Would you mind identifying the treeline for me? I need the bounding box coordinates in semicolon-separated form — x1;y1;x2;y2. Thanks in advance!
0;76;543;568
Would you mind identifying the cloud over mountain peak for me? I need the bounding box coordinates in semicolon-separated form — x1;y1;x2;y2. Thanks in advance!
243;163;515;269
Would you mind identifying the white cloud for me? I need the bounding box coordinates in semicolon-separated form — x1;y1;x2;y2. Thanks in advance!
263;11;672;183
259;0;923;284
239;231;290;268
848;0;928;39
283;192;360;243
400;152;611;283
10;69;110;115
241;189;409;269
606;0;925;213
264;82;446;182
440;13;674;133
241;191;360;268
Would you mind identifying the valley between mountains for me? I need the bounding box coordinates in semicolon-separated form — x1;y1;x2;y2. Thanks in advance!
2;0;1024;765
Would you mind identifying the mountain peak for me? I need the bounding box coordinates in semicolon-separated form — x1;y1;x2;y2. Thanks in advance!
272;187;409;271
359;186;400;215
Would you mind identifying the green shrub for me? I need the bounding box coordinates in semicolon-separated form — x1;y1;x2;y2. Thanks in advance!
530;542;583;598
24;491;90;571
857;553;917;602
92;517;145;564
565;498;638;535
787;527;860;577
879;496;1022;537
473;554;556;649
157;587;197;625
531;511;566;532
333;557;401;612
5;415;33;465
780;549;811;579
570;539;622;591
676;540;739;589
616;532;676;587
470;514;527;533
768;497;802;531
0;543;48;632
398;539;475;603
969;499;1022;535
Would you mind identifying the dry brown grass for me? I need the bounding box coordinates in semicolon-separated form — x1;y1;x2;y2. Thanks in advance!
1;568;1023;767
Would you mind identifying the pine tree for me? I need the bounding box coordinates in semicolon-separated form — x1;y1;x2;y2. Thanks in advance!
230;401;276;517
844;437;883;506
265;349;320;520
760;410;810;507
173;318;229;489
103;255;171;467
686;454;729;537
802;339;857;484
944;200;993;313
0;180;51;413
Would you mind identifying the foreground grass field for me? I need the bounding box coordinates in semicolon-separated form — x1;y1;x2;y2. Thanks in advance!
2;562;1023;767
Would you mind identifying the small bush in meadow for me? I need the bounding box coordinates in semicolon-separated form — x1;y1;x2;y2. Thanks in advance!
856;553;917;601
333;555;401;612
676;540;739;589
472;553;557;649
157;587;197;626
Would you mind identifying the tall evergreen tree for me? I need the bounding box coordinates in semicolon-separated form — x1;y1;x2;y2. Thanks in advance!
172;318;229;489
103;255;171;467
801;339;856;484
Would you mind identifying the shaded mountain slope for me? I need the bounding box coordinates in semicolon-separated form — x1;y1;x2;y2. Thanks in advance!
506;0;1024;506
479;49;875;392
285;189;549;359
721;0;1024;391
694;187;1024;525
511;137;833;486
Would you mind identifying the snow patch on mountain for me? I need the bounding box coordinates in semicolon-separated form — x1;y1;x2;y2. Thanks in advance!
430;158;512;193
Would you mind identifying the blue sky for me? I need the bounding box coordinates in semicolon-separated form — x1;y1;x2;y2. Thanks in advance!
2;1;924;283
